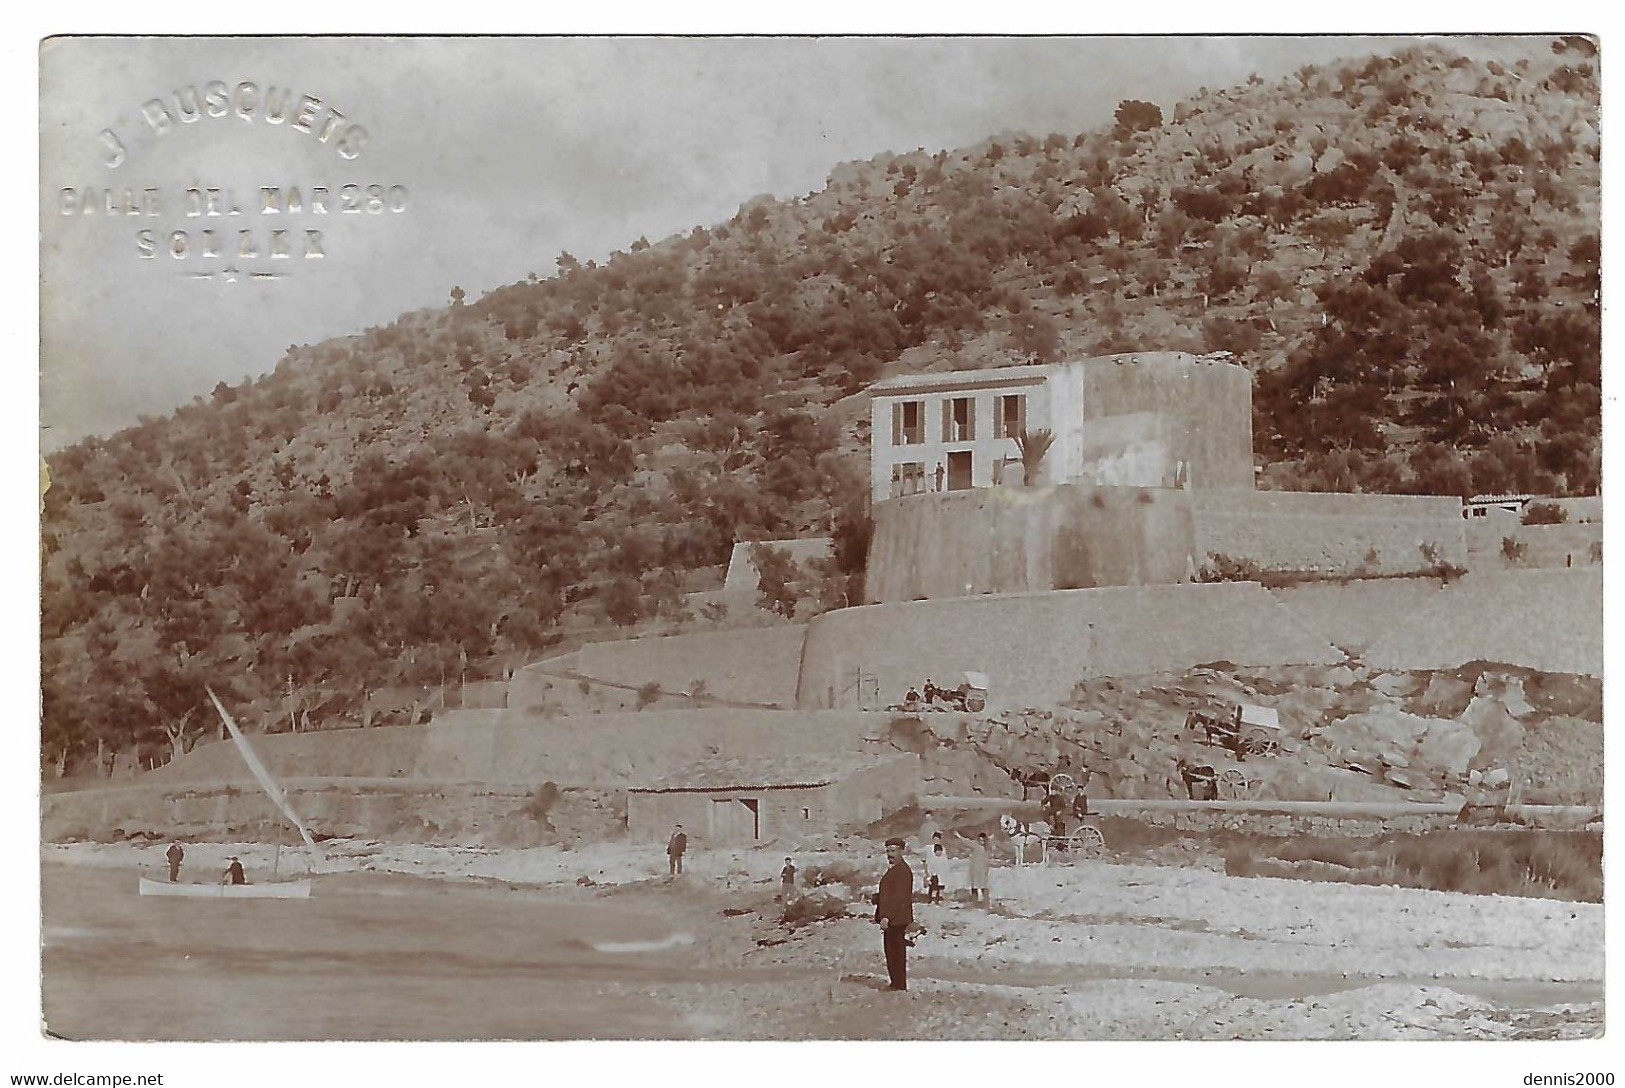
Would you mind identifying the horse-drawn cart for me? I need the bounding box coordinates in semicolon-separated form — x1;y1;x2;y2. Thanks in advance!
1002;773;1104;863
1185;703;1282;761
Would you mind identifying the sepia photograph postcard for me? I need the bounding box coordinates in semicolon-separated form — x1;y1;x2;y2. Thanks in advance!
29;24;1607;1083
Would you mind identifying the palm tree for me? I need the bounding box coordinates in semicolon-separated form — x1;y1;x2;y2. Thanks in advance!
1014;428;1056;486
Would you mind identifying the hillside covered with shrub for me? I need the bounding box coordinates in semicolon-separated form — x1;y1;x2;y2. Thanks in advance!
41;39;1599;775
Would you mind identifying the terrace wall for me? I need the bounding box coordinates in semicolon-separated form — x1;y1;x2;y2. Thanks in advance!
1191;490;1467;577
798;582;1341;709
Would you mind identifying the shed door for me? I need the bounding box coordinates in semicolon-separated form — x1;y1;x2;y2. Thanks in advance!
710;798;760;842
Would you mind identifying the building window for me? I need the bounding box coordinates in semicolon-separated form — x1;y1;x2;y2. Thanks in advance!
892;400;924;445
802;808;811;820
994;394;1026;439
943;396;975;442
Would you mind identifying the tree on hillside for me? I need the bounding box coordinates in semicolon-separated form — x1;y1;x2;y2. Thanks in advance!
1006;309;1063;363
750;543;804;619
1114;100;1163;136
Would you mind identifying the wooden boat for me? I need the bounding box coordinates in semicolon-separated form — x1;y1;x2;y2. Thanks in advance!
138;688;323;897
139;877;311;899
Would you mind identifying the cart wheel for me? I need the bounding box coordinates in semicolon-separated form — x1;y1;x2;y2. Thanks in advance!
1072;826;1106;859
966;695;986;712
1216;768;1251;800
1241;729;1274;756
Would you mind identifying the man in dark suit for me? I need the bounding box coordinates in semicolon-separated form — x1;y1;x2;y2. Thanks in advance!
874;837;914;991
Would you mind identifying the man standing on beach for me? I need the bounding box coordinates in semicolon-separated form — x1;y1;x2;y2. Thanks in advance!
165;841;184;883
874;837;914;991
667;825;688;877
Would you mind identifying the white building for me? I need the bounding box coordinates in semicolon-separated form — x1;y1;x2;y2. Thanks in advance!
866;352;1254;503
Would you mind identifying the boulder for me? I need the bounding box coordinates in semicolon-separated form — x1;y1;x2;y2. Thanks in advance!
1369;671;1424;699
1415;721;1482;779
1343;708;1435;749
1383;768;1419;790
1473;673;1536;720
1460;695;1526;769
1322;664;1361;688
1326;686;1394;719
1408;672;1475;719
1346;754;1384;777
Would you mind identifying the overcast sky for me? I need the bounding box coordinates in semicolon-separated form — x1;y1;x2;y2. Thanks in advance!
40;34;1547;448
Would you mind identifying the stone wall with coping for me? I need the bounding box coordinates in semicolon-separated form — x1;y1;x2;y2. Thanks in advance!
866;484;1197;603
797;581;1342;710
1191;490;1467;576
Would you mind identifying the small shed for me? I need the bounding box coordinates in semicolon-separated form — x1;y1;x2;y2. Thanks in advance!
1462;493;1535;521
626;754;921;845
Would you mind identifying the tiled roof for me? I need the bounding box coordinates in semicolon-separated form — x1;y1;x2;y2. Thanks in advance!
866;363;1053;393
631;754;906;793
865;351;1239;396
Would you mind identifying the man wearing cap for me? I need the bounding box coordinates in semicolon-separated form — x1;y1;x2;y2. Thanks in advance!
874;838;914;991
667;825;688;877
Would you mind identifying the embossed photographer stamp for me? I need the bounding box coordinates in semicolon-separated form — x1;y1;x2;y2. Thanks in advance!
53;78;408;281
41;37;428;443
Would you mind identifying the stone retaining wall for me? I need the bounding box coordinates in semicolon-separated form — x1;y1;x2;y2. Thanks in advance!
41;779;627;846
1361;570;1602;677
146;709;880;789
797;581;1342;709
1192;490;1466;577
867;485;1197;602
562;625;808;707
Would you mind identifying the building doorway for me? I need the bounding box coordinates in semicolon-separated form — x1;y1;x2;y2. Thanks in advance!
947;450;974;491
710;797;760;842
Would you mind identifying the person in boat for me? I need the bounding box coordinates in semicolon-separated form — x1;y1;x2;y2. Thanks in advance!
165;841;184;882
223;856;248;885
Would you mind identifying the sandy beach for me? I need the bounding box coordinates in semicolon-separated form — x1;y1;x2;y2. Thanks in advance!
41;837;1602;1041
